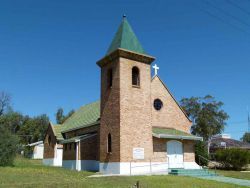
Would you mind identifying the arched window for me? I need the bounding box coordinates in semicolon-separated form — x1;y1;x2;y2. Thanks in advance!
107;133;112;153
48;136;51;146
132;67;140;86
107;68;113;88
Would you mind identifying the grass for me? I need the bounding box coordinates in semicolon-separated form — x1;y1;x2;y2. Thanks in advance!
0;157;248;188
217;170;250;180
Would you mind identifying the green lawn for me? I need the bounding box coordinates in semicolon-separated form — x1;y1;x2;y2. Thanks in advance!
217;170;250;180
0;157;248;188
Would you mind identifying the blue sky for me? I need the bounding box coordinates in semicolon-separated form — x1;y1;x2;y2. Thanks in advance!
1;0;250;140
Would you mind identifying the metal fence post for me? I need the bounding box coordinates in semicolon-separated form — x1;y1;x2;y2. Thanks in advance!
130;161;132;176
150;159;152;174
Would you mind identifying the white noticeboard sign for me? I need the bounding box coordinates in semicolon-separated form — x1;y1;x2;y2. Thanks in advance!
133;148;144;160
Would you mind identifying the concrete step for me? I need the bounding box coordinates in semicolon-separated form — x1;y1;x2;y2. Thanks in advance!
169;169;217;177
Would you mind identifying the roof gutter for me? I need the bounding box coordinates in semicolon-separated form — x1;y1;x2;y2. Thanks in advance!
61;121;100;134
153;133;203;141
59;133;97;144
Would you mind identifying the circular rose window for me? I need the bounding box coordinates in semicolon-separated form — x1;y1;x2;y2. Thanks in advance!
154;99;163;111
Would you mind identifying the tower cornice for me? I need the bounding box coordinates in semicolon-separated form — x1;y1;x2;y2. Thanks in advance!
96;48;155;67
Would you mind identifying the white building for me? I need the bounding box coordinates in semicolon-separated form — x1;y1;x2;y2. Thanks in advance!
27;141;44;159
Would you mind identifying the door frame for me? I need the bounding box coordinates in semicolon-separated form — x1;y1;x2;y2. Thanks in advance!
166;140;184;169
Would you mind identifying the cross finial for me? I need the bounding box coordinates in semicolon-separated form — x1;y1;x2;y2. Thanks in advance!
153;64;159;76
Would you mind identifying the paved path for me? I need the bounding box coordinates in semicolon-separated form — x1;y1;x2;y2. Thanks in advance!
197;176;250;187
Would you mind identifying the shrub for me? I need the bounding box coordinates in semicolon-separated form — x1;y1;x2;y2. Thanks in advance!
0;125;19;166
195;141;209;166
215;148;250;170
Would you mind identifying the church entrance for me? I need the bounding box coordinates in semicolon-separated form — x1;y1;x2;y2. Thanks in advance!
167;140;184;169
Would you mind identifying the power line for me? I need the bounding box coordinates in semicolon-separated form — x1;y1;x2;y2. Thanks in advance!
226;0;250;16
227;121;248;124
191;1;250;35
204;1;250;28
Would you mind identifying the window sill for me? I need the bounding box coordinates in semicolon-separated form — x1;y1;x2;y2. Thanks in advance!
132;85;140;89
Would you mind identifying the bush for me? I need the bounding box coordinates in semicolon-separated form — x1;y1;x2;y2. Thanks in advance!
0;125;19;166
215;148;250;170
195;141;209;166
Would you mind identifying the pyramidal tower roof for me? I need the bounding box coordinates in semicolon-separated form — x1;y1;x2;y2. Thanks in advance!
106;15;146;55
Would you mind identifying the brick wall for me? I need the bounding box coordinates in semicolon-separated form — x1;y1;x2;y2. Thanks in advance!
183;140;195;162
152;137;195;162
151;76;192;133
99;58;121;163
64;125;99;139
43;124;56;159
119;57;153;162
80;135;99;160
63;125;100;161
63;142;77;160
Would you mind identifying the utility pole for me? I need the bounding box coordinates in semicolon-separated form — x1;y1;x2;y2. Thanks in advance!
247;106;250;133
246;106;250;133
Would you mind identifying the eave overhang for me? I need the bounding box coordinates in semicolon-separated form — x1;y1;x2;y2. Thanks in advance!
96;48;155;67
60;133;97;144
153;133;203;141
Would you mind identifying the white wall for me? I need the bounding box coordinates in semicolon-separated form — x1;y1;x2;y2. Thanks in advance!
54;148;63;166
100;162;169;175
32;144;44;159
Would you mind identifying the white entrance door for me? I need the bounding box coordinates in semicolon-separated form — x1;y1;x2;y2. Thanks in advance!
167;140;184;168
54;148;63;166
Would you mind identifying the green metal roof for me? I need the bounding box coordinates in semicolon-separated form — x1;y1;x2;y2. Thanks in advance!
52;124;64;140
61;101;100;132
152;127;203;141
106;16;146;55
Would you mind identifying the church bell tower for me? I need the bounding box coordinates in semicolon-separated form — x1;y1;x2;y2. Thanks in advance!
97;16;155;174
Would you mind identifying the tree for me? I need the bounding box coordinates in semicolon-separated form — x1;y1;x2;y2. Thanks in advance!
215;148;250;170
180;95;229;141
241;132;250;143
18;114;49;144
0;92;11;116
0;123;19;166
0;112;25;134
56;108;74;124
195;141;209;166
56;108;64;124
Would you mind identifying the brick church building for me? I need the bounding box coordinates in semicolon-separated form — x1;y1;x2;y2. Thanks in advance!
43;16;202;175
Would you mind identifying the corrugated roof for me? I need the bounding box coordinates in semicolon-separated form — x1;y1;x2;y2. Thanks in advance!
153;127;192;136
52;124;64;140
61;101;100;132
210;137;250;149
106;16;146;55
153;127;203;141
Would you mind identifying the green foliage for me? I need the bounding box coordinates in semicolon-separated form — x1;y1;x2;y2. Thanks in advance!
180;95;229;141
241;132;250;143
56;108;74;124
0;92;11;116
18;114;49;144
195;141;209;166
215;148;250;170
0;112;26;134
0;125;19;166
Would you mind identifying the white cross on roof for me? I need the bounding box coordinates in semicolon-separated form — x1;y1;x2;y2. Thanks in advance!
153;64;159;76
